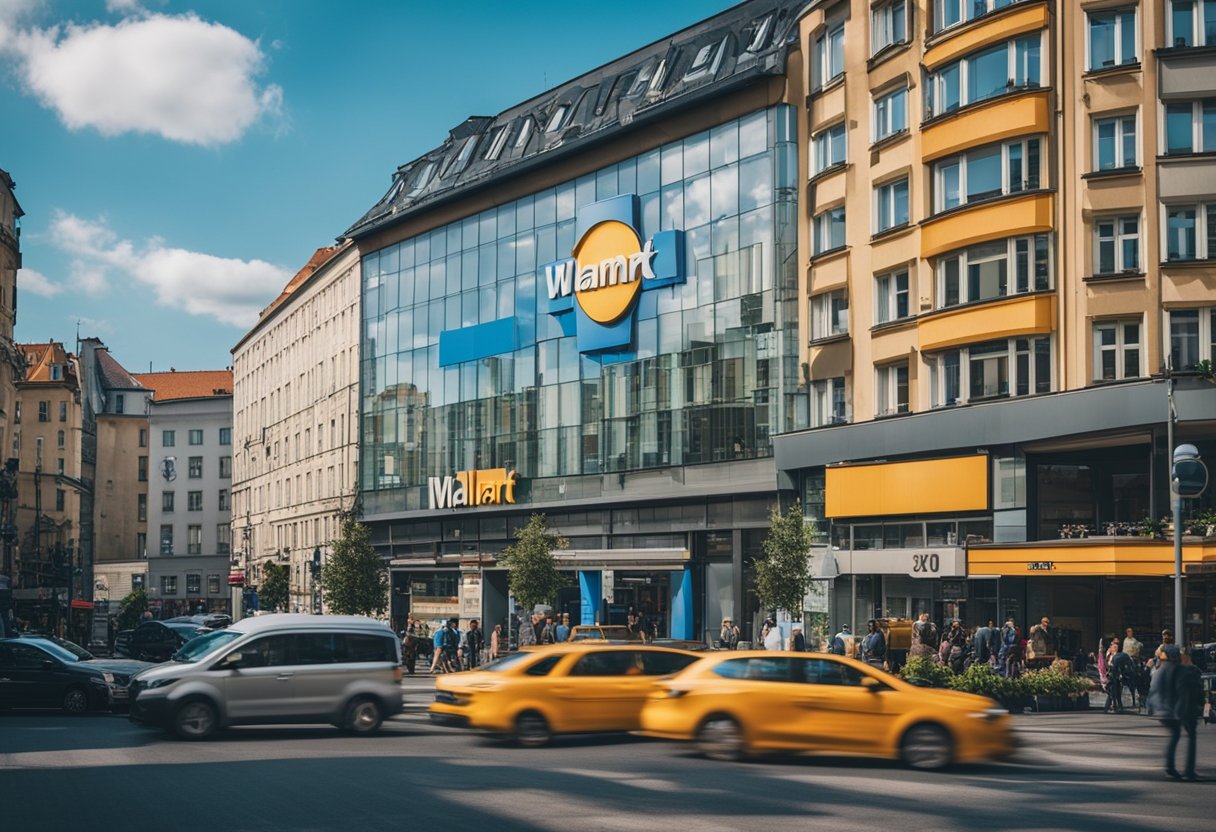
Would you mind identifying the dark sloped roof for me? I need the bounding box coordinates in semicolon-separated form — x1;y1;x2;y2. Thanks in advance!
94;347;146;392
345;0;802;240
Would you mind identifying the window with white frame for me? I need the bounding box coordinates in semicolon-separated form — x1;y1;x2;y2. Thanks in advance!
1164;203;1216;261
936;234;1051;308
925;34;1043;118
812;123;847;174
875;178;910;233
1094;216;1140;274
159;525;173;555
814;20;845;88
876;270;911;323
187;525;202;556
876;362;910;415
872;1;907;55
874;87;908;142
1093;319;1142;381
1168;0;1216;48
1087;8;1137;70
1093;114;1137;171
1164;100;1216;155
810;289;849;340
934;0;1030;34
928;336;1052;407
813;206;847;254
932;137;1041;213
1169;308;1216;369
810;377;849;427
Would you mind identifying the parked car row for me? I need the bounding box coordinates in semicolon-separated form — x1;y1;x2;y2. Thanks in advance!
114;621;211;663
0;635;150;713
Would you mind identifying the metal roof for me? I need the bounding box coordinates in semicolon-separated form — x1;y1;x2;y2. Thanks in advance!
344;0;803;241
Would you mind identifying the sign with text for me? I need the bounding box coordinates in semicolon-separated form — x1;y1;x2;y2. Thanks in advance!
835;548;966;579
428;468;518;510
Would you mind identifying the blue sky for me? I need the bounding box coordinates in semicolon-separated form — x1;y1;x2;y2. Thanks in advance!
0;0;738;371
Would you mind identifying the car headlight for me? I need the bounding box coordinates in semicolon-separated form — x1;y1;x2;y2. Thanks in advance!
146;678;178;690
969;707;1008;721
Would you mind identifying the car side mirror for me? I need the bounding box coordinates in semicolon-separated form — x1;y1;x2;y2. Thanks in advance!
861;676;882;693
217;652;242;670
41;659;57;671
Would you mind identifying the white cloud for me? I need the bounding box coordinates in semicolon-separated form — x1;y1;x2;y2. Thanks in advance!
69;315;114;335
105;0;147;13
18;266;63;297
46;211;292;328
3;12;283;146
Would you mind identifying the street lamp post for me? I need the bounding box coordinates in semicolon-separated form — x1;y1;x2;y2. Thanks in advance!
1171;444;1208;646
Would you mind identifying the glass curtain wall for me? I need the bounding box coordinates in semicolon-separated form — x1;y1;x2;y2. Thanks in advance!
361;107;800;513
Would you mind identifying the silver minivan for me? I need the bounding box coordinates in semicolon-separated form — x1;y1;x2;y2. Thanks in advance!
129;614;403;739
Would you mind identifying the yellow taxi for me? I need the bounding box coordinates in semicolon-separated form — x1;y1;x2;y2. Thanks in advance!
639;651;1014;769
429;643;698;746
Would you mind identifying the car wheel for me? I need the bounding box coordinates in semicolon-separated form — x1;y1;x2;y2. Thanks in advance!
173;699;218;741
62;687;90;715
900;723;954;770
344;697;383;735
514;711;551;748
697;715;746;762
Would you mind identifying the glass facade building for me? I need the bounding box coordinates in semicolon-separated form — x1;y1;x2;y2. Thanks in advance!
359;106;800;518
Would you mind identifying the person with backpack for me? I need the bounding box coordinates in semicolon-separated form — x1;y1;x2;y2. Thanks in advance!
428;622;444;673
440;618;462;673
829;624;850;656
1106;638;1135;713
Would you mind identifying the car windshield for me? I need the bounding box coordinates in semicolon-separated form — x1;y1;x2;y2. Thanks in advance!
31;639;85;663
481;652;543;673
44;636;94;661
171;629;242;663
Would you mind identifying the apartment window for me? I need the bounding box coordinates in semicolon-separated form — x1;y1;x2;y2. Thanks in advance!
219;427;231;446
137;493;147;522
936;234;1051;307
188;491;202;512
871;1;907;55
929;337;1052;406
874;178;910;233
1169;308;1216;369
933;137;1041;212
207;575;221;594
1087;8;1137;70
13;401;19;424
136;532;146;558
934;0;1027;33
161;575;177;595
1168;0;1216;48
926;35;1043;118
1164;203;1216;262
188;457;202;478
139;429;147;448
1164;100;1216;155
38;401;48;422
218;489;230;511
162;430;175;447
188;429;203;446
813;206;847;254
874;87;908;142
56;430;64;449
810;377;848;427
219;456;232;479
186;573;201;595
187;525;202;555
813;21;845;88
115;394;125;414
159;525;173;555
56;458;64;475
875;270;911;323
162;491;175;512
1095;216;1141;274
138;456;148;482
217;524;231;556
58;401;66;422
1094;114;1137;171
810;290;849;340
1094;319;1142;381
812;123;847;174
55;489;65;512
876;363;910;415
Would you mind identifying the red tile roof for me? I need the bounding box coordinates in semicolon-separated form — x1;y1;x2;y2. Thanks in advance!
17;341;76;384
259;244;346;320
132;369;232;401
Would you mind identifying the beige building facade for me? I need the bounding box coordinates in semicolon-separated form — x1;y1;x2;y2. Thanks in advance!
231;242;361;614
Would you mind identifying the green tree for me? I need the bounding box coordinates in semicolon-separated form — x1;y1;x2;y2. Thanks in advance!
259;562;290;613
753;503;816;621
115;588;149;631
498;513;567;614
320;515;388;617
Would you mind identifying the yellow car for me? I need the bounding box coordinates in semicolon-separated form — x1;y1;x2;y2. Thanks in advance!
639;651;1014;769
429;643;699;746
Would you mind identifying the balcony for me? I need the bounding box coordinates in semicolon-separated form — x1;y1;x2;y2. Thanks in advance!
921;191;1054;259
918;292;1055;352
922;91;1049;162
923;1;1050;71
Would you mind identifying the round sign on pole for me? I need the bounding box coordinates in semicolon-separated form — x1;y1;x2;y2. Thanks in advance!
1172;444;1208;499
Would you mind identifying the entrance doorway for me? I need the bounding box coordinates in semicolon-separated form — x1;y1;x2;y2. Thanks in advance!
610;572;671;637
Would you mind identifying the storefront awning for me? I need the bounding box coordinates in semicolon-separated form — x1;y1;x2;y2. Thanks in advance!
967;539;1215;577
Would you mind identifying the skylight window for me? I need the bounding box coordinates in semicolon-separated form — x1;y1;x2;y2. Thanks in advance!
545;105;570;133
405;161;436;197
484;124;511;161
685;37;726;80
747;15;773;52
442;135;478;177
514;117;534;149
629;60;658;95
648;58;669;93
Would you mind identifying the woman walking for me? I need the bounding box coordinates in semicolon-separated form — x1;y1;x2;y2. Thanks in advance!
490;623;502;661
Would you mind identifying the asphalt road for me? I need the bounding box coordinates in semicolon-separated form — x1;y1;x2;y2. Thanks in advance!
1;687;1212;832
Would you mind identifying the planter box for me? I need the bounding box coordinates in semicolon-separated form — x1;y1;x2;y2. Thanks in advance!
1032;694;1088;712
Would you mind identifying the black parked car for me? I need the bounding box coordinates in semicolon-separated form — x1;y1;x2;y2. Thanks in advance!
114;621;209;663
0;636;151;713
165;613;231;629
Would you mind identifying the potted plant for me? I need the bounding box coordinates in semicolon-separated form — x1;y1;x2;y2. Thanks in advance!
1140;515;1165;540
949;662;1024;712
899;656;954;689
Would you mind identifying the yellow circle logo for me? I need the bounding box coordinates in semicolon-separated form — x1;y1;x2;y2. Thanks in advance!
573;220;643;325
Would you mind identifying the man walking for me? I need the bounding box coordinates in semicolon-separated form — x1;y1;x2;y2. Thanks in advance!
465;619;485;670
440;618;462;673
829;624;851;656
861;619;886;668
909;613;938;660
789;625;807;652
1106;639;1134;714
555;613;571;643
1123;627;1143;661
974;620;994;666
1149;644;1202;781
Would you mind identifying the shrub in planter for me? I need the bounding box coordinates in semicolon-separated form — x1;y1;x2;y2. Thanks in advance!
948;662;1011;700
899;656;954;688
1019;668;1091;709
